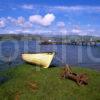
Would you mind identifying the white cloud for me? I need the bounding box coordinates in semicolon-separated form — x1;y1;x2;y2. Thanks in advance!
17;16;25;25
53;6;100;12
7;16;25;26
56;21;68;35
8;30;14;34
59;28;68;35
29;15;42;24
70;28;96;35
29;13;55;26
7;17;17;25
20;5;100;13
57;22;65;28
22;30;32;33
42;14;55;26
7;16;33;29
72;29;81;33
21;4;33;10
22;22;33;29
0;20;5;28
15;29;23;33
90;30;96;33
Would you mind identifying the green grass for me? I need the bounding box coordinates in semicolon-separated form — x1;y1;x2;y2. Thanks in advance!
0;64;100;100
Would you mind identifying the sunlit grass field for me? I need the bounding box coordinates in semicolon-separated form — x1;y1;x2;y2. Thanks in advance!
0;64;100;100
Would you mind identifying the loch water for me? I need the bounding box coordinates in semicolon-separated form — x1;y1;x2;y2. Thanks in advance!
0;40;100;70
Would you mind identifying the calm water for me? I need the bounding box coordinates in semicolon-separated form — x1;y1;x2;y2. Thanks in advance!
0;40;100;70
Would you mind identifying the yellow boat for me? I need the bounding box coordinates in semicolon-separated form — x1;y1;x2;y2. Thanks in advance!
21;52;55;68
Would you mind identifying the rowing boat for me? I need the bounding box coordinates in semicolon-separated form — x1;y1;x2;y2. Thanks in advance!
21;52;55;68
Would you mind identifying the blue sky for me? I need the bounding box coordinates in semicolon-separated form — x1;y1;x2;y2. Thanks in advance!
0;0;100;36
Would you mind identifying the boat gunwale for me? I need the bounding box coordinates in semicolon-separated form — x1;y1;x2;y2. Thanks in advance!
21;52;56;54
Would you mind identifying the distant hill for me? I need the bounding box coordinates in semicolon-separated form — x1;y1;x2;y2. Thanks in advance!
0;34;100;42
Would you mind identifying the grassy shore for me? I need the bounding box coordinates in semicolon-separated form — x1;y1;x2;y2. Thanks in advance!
0;64;100;100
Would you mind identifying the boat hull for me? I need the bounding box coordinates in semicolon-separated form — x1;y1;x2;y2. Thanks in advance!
21;52;55;68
